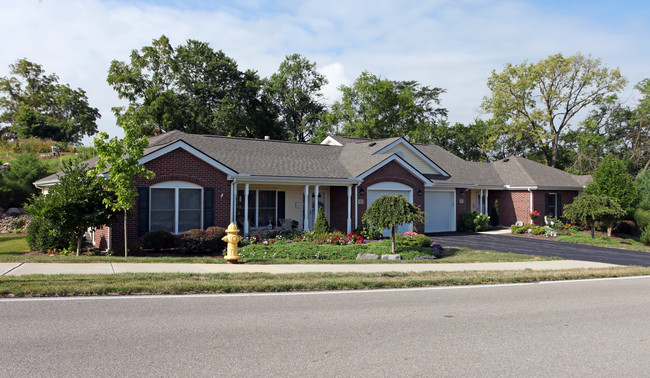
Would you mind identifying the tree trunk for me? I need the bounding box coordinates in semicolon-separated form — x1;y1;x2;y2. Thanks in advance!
76;234;83;256
124;209;128;258
391;226;396;254
607;226;613;238
551;133;559;168
590;223;595;239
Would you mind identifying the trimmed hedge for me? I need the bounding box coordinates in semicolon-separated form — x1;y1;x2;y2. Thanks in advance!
510;224;546;235
140;226;227;255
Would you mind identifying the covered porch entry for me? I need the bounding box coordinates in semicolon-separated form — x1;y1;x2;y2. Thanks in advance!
229;178;360;235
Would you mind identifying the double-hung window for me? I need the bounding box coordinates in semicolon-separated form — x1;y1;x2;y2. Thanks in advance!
150;182;203;234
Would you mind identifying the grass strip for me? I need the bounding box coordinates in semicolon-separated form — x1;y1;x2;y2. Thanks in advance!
2;267;648;297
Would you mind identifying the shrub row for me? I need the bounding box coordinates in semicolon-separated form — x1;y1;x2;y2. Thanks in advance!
459;212;489;232
140;227;227;255
510;224;546;235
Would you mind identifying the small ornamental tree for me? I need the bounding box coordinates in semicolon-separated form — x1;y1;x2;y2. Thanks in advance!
91;121;154;256
312;207;331;235
362;194;425;254
26;160;117;255
563;194;625;239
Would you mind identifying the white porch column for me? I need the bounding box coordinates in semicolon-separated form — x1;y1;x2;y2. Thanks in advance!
313;185;320;227
485;190;489;216
347;185;352;234
529;188;534;224
244;183;250;235
303;185;310;231
479;189;483;214
231;182;237;223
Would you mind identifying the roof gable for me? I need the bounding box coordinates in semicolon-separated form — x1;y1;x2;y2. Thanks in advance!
374;138;449;176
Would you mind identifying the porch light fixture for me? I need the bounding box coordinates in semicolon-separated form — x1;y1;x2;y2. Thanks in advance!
359;187;365;195
417;189;423;196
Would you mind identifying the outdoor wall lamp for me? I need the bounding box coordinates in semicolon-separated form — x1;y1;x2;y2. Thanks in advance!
359;187;365;195
417;189;423;196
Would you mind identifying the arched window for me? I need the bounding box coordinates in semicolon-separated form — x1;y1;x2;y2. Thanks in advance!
150;181;203;234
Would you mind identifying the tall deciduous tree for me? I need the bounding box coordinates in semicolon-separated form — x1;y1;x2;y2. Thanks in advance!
362;194;424;254
264;54;328;142
26;160;117;255
0;59;100;143
91;121;154;256
482;53;627;168
327;71;447;143
107;35;280;139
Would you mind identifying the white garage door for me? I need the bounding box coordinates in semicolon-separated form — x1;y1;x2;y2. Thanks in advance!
367;183;413;237
425;191;455;233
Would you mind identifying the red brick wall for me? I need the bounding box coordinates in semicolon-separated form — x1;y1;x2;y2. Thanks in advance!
357;161;426;232
486;189;580;227
103;148;231;249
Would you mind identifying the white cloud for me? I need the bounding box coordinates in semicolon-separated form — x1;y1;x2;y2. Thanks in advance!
0;0;647;144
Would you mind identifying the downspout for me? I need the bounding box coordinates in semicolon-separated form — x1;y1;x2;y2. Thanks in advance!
528;188;533;225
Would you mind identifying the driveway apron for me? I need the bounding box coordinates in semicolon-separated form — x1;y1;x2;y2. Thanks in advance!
428;232;650;267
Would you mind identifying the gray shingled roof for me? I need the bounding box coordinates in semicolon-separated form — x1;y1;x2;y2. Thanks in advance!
34;131;590;189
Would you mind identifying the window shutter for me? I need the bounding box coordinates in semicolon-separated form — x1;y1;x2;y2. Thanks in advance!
277;191;286;224
544;193;550;216
204;188;214;229
557;194;563;217
137;187;149;236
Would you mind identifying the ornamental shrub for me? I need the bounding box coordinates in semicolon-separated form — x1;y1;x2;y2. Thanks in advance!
459;212;489;232
177;227;226;255
27;216;74;253
313;207;331;235
352;222;383;240
141;230;177;251
634;209;650;230
641;228;650;246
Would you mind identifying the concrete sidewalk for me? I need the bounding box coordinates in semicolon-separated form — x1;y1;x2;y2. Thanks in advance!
1;260;620;276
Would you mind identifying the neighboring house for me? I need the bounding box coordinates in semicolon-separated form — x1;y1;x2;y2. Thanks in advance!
33;131;591;250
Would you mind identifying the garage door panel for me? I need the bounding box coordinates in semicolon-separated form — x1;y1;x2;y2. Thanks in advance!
425;191;455;233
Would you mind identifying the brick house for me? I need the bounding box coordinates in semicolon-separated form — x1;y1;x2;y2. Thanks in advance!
34;131;591;250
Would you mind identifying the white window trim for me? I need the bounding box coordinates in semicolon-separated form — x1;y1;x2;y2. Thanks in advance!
150;181;203;234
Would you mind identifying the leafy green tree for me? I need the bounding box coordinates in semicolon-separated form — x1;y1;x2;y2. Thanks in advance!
482;53;627;168
362;194;425;254
636;169;650;210
26;160;117;255
327;71;447;143
91;121;154;257
264;54;328;142
563;194;624;239
586;154;640;214
0;59;100;143
0;152;47;208
429;119;492;161
107;35;280;139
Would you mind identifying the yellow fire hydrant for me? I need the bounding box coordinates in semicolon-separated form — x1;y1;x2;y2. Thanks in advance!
222;222;243;264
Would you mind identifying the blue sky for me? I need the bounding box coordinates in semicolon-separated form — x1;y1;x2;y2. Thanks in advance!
1;0;648;143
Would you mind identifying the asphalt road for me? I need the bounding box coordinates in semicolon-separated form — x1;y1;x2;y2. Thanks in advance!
429;232;650;267
2;277;649;377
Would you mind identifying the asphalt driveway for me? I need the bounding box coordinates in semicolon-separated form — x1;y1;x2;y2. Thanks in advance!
428;232;650;267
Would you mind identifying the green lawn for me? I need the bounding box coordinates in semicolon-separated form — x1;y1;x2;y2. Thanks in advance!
2;267;649;297
558;232;650;252
0;235;557;264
